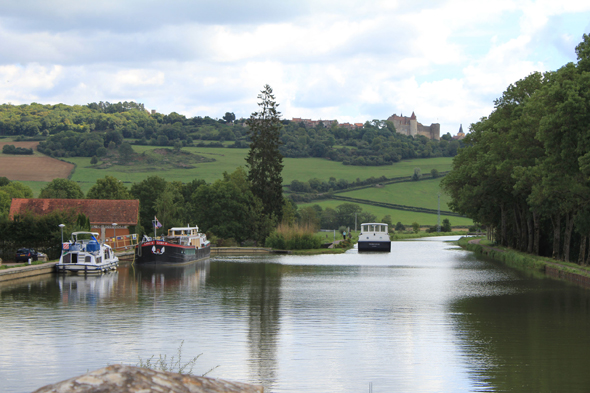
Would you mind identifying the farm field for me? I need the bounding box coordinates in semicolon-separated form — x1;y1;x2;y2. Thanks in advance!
338;178;452;211
64;146;454;192
0;155;74;182
297;199;473;227
2;141;454;185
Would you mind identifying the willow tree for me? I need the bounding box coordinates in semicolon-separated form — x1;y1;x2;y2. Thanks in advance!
245;85;284;223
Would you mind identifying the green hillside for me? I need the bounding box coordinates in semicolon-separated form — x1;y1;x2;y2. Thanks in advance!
54;147;455;194
297;199;472;227
339;178;452;211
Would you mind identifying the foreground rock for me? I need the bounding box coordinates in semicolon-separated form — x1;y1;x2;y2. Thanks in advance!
33;365;263;393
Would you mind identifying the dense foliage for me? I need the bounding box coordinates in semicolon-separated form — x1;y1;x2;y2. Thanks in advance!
38;178;85;199
0;210;80;261
2;144;33;155
1;99;462;164
442;34;590;264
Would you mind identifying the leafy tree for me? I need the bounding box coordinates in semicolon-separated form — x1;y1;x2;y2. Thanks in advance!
431;168;439;179
412;167;422;181
282;197;297;226
118;142;134;163
87;176;132;200
39;178;84;199
130;175;168;231
0;190;11;217
191;168;269;242
90;156;98;164
0;181;33;199
223;112;236;123
298;206;320;229
441;218;451;232
0;177;10;187
412;222;420;233
395;222;406;231
245;84;285;222
381;215;393;227
153;184;185;231
320;207;338;229
335;203;362;228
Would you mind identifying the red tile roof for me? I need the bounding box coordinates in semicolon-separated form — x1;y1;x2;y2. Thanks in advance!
9;199;139;225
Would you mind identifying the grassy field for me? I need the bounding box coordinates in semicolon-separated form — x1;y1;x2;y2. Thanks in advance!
297;199;473;227
52;146;456;194
338;177;453;211
2;142;463;225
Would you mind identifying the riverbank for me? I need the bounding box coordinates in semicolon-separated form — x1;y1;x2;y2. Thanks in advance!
459;237;590;288
392;230;468;240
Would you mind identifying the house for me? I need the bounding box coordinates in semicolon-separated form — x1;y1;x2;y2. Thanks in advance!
9;199;139;243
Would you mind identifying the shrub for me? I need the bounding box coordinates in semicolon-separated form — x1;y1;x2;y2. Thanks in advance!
265;223;321;250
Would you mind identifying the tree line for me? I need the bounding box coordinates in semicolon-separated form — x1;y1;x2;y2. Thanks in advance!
442;34;590;264
2;144;33;155
1;99;463;165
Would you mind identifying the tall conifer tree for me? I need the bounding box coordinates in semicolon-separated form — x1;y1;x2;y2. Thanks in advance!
245;85;284;222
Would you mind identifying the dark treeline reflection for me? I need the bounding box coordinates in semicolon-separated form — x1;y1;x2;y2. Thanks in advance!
451;282;590;392
208;260;284;390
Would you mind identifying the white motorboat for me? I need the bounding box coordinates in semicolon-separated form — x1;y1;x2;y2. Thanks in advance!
357;223;391;252
55;232;119;273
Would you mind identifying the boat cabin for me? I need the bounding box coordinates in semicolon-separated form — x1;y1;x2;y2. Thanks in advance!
360;223;389;234
167;226;207;248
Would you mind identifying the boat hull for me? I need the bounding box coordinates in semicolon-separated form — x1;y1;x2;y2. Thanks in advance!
358;241;391;252
55;261;118;273
135;240;210;264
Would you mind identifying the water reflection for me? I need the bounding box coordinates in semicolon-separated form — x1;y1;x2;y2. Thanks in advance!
57;273;118;305
3;239;590;393
133;260;210;294
451;277;590;392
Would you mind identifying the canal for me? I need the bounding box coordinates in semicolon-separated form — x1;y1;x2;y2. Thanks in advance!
1;236;590;392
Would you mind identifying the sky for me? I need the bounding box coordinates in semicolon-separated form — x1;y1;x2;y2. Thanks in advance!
1;0;590;136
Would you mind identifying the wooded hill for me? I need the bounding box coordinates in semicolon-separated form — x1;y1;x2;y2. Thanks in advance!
0;101;463;166
442;34;590;264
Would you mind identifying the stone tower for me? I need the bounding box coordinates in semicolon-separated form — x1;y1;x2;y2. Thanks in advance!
409;112;417;137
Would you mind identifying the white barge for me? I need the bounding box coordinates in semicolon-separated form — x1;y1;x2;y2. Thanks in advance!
55;232;119;273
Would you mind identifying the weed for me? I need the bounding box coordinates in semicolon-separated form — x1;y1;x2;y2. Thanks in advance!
137;341;218;376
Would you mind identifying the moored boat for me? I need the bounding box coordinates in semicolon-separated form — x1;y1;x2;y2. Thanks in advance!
357;223;391;252
55;232;119;273
135;225;210;265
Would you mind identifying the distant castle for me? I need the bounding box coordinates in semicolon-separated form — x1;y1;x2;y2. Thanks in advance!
386;112;440;141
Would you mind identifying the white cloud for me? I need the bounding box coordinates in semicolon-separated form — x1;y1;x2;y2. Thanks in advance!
1;0;590;135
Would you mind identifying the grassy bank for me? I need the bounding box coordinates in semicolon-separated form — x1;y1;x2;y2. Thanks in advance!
290;248;349;255
391;231;468;240
458;237;590;283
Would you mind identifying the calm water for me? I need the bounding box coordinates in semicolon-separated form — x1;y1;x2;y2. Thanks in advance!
2;237;590;392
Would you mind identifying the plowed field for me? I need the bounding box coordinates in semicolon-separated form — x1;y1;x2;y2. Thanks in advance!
0;156;74;181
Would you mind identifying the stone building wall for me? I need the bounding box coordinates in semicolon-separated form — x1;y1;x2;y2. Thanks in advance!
387;112;440;140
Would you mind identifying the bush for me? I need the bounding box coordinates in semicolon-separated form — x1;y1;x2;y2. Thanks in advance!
265;232;286;249
334;238;352;248
265;223;322;250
